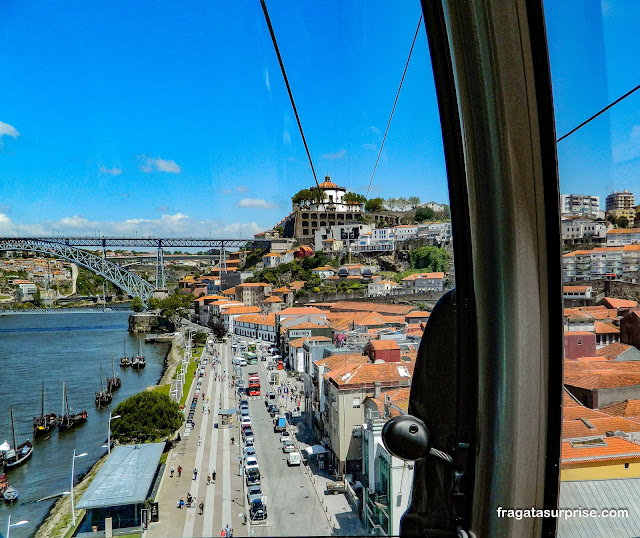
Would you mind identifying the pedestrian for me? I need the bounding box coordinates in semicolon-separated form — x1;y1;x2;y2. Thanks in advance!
179;497;185;509
221;529;226;538
170;466;175;477
198;436;202;446
193;468;198;480
231;435;235;445
225;524;231;536
203;404;205;412
229;528;234;537
212;470;216;481
178;465;182;477
207;473;211;485
199;501;204;515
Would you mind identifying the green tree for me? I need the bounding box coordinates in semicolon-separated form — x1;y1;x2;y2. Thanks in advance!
409;246;451;272
408;196;421;209
110;392;183;444
131;296;144;312
305;274;323;289
32;290;42;307
397;197;409;211
343;192;367;205
607;214;617;226
148;291;193;321
617;216;630;228
365;197;385;213
208;318;227;339
415;207;435;222
193;330;208;345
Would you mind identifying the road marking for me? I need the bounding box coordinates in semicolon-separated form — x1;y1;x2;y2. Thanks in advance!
202;345;221;536
222;342;232;530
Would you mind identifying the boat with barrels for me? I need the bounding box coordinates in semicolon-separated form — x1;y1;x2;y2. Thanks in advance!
33;382;59;437
3;406;33;469
58;381;88;431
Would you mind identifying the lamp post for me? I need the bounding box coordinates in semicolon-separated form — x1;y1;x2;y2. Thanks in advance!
71;450;88;527
108;414;121;454
6;516;28;538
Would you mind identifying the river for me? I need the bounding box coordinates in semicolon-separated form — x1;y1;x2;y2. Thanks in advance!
0;311;170;538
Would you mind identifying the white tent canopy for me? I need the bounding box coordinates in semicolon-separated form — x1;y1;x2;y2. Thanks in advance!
0;440;10;452
304;444;327;455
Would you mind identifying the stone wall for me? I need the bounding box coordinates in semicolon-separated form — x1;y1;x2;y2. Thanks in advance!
128;313;175;333
564;279;640;302
295;289;448;308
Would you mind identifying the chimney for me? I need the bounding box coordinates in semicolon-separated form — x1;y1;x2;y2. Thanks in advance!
374;381;381;399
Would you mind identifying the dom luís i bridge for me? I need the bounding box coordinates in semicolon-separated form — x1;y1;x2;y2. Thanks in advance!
0;236;270;309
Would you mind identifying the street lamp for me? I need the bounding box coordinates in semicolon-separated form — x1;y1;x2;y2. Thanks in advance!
71;450;88;527
108;414;121;454
6;516;28;538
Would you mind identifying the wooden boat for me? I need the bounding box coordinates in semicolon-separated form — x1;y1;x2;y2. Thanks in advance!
3;486;18;502
131;339;146;369
106;358;121;392
95;366;112;409
0;473;7;496
120;339;130;367
58;382;88;431
34;382;59;437
4;406;33;469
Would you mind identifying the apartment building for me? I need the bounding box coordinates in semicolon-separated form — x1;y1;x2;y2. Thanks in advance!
561;217;607;245
606;190;635;212
234;283;272;307
401;272;445;293
561;194;601;217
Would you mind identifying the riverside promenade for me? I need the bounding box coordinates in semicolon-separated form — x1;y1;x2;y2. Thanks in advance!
147;339;249;538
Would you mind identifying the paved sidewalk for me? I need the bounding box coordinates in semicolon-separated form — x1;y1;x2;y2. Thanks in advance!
147;340;249;538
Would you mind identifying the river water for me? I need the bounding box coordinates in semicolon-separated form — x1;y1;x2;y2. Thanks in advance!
0;311;170;537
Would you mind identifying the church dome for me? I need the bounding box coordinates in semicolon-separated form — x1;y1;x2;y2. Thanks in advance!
317;176;343;190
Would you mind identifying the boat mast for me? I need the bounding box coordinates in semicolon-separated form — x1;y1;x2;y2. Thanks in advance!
61;381;66;418
41;382;45;419
10;406;16;449
100;365;104;392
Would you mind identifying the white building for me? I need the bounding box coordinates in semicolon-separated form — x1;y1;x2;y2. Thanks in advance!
392;224;419;242
561;217;608;245
417;221;452;244
423;201;445;212
352;228;395;253
311;265;336;280
401;272;445;293
13;280;37;302
561;194;601;218
367;280;401;297
562;285;594;301
314;223;372;253
607;228;640;246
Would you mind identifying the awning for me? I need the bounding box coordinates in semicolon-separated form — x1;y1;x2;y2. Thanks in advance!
304;444;328;455
218;408;237;415
76;442;165;509
0;441;10;452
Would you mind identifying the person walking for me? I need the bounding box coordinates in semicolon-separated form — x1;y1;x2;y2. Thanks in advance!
207;473;211;485
177;465;182;477
212;470;216;482
198;436;202;446
199;501;204;515
193;468;198;480
220;529;226;538
179;497;185;509
170;466;175;478
225;524;231;536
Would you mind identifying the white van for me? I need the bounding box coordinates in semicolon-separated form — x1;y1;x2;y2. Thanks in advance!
287;452;301;466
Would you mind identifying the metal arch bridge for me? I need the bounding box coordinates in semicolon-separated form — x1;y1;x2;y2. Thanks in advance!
0;238;158;304
0;236;271;305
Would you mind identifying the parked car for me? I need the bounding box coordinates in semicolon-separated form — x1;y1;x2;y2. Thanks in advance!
325;480;346;495
249;498;267;521
243;446;256;458
274;416;287;433
247;485;262;505
246;469;260;487
280;431;292;443
244;438;255;448
287;452;302;466
282;441;295;453
268;404;279;416
245;455;258;468
242;429;255;443
239;399;249;406
241;416;251;427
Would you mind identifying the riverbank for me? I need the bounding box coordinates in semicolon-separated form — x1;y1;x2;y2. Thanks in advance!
34;454;108;538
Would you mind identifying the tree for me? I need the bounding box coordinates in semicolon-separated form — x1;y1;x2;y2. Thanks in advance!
208;318;227;339
386;198;397;210
409;246;451;272
415;207;435;222
397;197;409;211
148;291;193;321
617;216;630;228
131;296;144;312
193;330;208;345
408;196;421;209
110;392;183;444
365;197;385;213
32;290;42;307
305;274;322;289
344;192;367;205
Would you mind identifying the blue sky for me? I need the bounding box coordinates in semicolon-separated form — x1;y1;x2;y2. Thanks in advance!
0;0;638;238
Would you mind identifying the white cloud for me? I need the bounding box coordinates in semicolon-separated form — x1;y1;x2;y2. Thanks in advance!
283;129;291;147
322;149;346;160
235;185;249;193
0;121;20;144
0;212;261;239
362;143;376;150
264;68;271;93
139;155;181;173
220;189;232;195
99;165;122;176
236;198;278;210
365;126;381;136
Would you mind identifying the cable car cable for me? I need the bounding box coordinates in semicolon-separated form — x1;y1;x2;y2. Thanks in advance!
557;83;640;142
260;0;321;191
366;15;423;198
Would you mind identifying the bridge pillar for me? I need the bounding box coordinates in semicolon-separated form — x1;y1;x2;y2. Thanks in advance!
155;247;166;289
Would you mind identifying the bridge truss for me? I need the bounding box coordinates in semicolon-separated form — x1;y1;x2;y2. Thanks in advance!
0;238;156;304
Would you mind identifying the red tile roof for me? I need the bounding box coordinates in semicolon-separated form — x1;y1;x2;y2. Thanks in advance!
366;339;401;351
329;301;416;316
364;387;412;417
594;321;620;334
600;399;640;419
279;306;326;316
563;416;640;439
596;343;633;359
287;336;332;348
405;311;431;319
314;354;370;370
565;373;640;390
561;437;640;464
603;297;638;309
222;306;260;315
324;362;414;387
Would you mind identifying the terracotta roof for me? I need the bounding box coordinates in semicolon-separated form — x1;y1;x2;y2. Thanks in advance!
607;228;640;234
221;287;236;295
272;286;292;293
314;354;370;370
222;306;261;315
594;321;620;334
237;283;271;288
600;400;640;419
289;281;306;290
603;297;638;309
318;177;340;189
565;373;640;390
596;343;633;358
287;336;332;348
561;437;640;464
324;362;414;387
564;331;596;336
354;312;387;327
279;306;326;316
313;265;335;272
583;309;619;320
563;416;640;439
264;252;281;257
563;250;594;257
262;296;283;303
564;308;595;320
365;387;412;417
405;311;431;319
402;272;445;281
329;301;415;316
328;318;353;332
366;339;401;351
234;313;277;327
564;359;640;374
563;286;591;292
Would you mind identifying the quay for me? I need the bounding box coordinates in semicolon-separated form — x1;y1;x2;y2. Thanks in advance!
0;306;132;315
